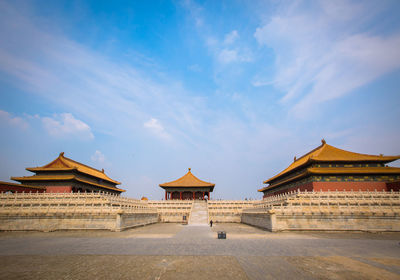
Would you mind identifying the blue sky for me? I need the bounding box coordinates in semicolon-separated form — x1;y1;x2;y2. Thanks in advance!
0;0;399;199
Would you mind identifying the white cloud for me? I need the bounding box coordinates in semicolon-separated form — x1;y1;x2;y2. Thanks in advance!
0;110;94;140
182;4;251;67
224;30;239;45
143;118;171;140
182;0;204;27
42;113;94;140
217;48;253;64
188;64;202;72
0;1;217;143
218;49;238;64
253;0;400;118
0;110;29;129
91;150;105;164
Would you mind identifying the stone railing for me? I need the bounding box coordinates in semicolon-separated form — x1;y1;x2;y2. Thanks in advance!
207;200;259;223
0;191;155;214
147;200;193;223
251;190;400;211
242;190;400;232
0;192;158;231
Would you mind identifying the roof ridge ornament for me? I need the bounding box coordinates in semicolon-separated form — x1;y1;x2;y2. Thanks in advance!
294;156;296;162
101;168;104;173
59;152;65;157
321;139;326;145
188;168;191;172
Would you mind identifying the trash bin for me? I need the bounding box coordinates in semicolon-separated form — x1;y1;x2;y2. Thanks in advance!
218;231;226;239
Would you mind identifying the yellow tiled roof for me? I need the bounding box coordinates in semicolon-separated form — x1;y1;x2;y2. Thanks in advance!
264;140;400;184
159;168;215;188
26;152;121;185
258;171;308;192
74;178;125;192
11;175;125;192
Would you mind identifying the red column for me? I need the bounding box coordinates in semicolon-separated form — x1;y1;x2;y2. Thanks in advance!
165;191;167;200
202;192;205;200
208;192;210;200
180;192;182;200
193;192;195;200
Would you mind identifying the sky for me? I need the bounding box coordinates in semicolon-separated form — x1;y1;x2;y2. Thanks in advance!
0;0;400;200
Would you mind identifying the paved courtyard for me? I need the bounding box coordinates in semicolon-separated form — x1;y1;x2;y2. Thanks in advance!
0;223;400;279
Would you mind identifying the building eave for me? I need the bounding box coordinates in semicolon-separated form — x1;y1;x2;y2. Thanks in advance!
11;175;125;193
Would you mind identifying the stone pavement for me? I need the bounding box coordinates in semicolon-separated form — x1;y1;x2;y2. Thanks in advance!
1;223;400;279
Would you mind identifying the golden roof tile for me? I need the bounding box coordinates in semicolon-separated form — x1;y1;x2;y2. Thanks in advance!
26;152;121;185
159;168;215;188
264;140;400;184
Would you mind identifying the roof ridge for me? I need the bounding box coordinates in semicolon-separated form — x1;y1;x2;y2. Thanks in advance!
38;153;120;185
41;154;69;169
60;153;105;174
264;140;400;185
325;145;400;158
187;170;213;185
294;139;325;162
159;168;215;187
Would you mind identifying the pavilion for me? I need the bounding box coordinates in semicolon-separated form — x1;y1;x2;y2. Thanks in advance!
11;152;125;194
259;139;400;198
159;168;215;200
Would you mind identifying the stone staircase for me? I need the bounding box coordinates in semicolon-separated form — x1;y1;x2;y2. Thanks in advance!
189;200;208;225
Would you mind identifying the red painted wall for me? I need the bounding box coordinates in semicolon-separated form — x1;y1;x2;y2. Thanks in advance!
263;181;390;198
312;181;387;192
45;186;72;193
387;181;400;191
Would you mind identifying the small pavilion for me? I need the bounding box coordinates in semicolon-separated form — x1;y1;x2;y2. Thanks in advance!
159;168;215;200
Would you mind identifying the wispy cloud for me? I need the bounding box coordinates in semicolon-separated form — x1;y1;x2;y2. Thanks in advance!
42;113;94;140
182;0;204;27
218;49;238;64
0;109;94;140
143;118;171;140
254;0;400;118
91;150;105;164
182;2;252;67
0;1;202;142
188;64;202;72
1;0;398;199
224;30;239;45
0;110;29;130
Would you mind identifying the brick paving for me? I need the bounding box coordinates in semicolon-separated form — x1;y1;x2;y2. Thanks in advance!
1;223;400;279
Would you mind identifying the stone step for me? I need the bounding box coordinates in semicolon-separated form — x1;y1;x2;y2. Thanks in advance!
189;201;209;225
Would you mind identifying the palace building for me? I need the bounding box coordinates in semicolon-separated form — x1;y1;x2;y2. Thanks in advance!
10;152;125;194
159;168;215;200
259;140;400;198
